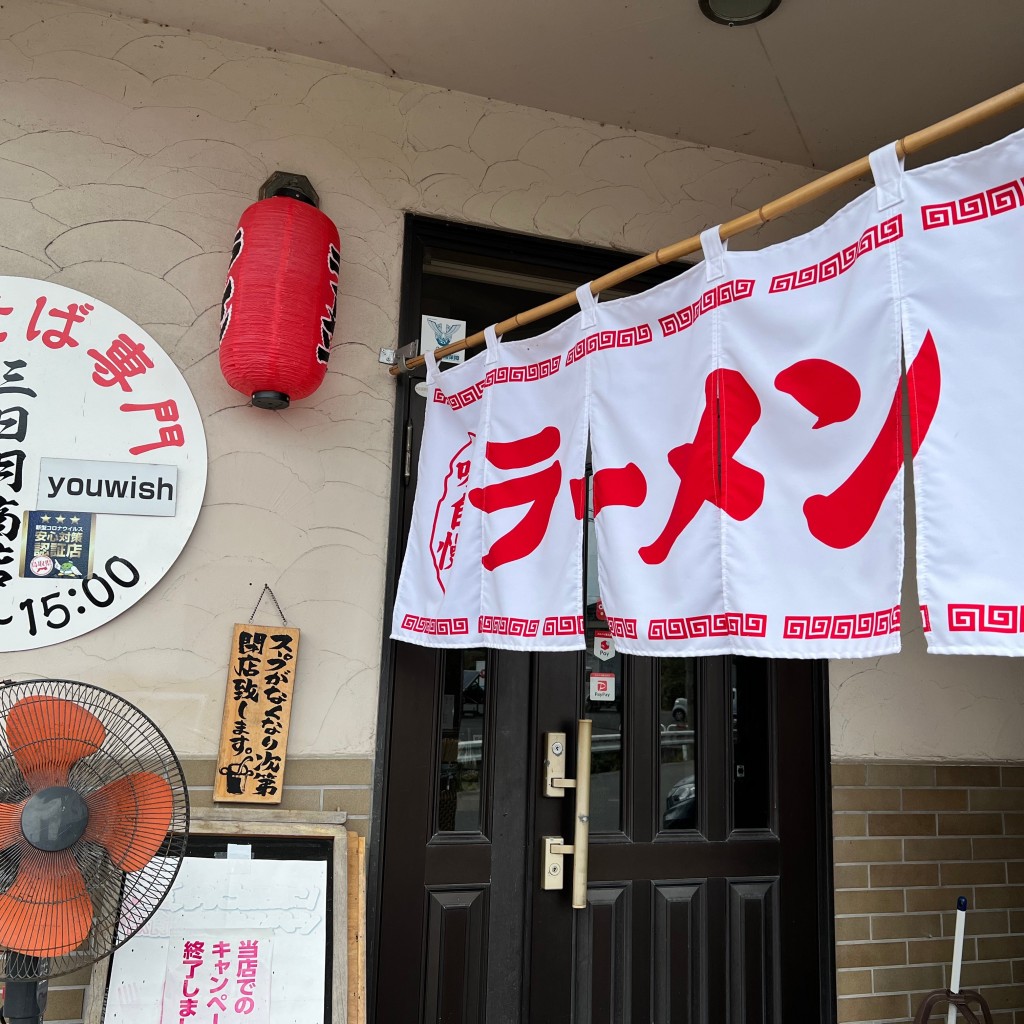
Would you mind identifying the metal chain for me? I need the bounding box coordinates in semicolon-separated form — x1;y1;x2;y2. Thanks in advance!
249;583;288;626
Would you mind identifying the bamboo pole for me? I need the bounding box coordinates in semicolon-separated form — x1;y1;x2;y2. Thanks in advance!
390;81;1024;375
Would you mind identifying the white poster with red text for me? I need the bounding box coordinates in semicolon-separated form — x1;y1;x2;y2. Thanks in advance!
589;185;905;657
896;125;1024;653
104;857;325;1024
160;931;272;1024
392;312;588;651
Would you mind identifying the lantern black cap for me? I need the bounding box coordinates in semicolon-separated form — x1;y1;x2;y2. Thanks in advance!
699;0;780;25
252;391;290;411
259;171;320;208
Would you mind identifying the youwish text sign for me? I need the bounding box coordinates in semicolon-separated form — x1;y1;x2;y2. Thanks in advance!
38;457;178;516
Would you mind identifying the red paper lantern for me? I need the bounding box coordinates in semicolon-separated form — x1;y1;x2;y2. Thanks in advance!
219;173;341;410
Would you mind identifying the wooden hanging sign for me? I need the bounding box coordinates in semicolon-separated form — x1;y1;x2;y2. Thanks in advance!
214;624;300;804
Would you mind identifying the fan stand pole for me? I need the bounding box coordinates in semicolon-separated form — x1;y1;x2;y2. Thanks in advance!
2;955;46;1024
2;980;45;1024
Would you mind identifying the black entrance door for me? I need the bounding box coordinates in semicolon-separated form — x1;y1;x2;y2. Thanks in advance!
369;217;836;1024
528;650;833;1024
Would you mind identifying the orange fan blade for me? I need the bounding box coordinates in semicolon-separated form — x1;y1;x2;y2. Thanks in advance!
0;800;25;851
84;772;173;872
6;697;105;791
0;848;92;956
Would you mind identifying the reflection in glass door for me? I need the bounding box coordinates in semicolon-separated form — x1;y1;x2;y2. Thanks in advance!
659;658;698;831
436;648;488;833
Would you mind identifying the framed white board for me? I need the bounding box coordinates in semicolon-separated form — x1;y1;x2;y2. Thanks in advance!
86;809;348;1024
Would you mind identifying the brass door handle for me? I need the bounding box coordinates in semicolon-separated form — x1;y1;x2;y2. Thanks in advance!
541;719;592;909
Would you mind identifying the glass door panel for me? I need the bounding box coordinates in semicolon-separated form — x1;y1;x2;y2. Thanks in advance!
436;648;488;833
731;656;773;831
658;658;698;831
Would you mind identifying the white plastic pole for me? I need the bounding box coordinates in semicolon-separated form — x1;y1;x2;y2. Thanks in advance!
947;896;967;1024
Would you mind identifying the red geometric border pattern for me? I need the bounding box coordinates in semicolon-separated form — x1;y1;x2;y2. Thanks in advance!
921;605;931;633
648;613;767;640
566;323;653;366
657;279;755;337
542;615;585;636
401;614;470;635
769;215;903;293
479;615;539;637
433;356;562;410
922;178;1024;230
606;617;639;640
947;604;1024;633
782;606;900;640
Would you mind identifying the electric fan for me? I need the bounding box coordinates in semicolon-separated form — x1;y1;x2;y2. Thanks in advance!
0;679;189;1024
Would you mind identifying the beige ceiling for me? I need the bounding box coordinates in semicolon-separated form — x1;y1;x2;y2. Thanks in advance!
70;0;1023;169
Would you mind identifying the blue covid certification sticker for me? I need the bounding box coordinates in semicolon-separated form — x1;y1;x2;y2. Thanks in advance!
20;510;95;579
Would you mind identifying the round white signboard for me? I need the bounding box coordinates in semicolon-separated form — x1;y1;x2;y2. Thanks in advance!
0;277;206;651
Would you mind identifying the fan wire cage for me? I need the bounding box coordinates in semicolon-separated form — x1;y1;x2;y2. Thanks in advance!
0;679;189;982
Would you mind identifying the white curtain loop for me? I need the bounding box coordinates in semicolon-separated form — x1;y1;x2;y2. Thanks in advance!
484;324;502;364
700;225;728;281
868;142;905;210
423;347;440;384
576;282;599;329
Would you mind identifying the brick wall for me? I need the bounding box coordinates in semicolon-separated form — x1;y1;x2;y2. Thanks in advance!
834;763;1024;1023
181;756;373;836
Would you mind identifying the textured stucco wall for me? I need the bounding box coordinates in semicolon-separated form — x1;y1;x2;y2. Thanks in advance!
1;0;1019;764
